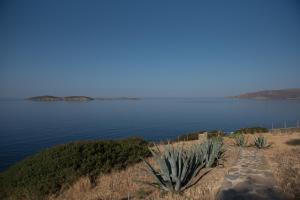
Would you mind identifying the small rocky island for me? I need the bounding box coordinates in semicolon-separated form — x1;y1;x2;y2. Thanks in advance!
233;88;300;100
96;97;141;101
28;96;141;102
28;96;94;101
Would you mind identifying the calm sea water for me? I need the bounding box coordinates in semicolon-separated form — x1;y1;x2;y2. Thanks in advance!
1;98;300;171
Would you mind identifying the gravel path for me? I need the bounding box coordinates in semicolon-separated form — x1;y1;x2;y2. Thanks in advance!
217;148;282;200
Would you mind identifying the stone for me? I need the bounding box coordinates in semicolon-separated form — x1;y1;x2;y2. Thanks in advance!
217;149;282;200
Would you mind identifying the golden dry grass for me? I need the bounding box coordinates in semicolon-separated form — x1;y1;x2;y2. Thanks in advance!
262;132;300;200
50;133;300;200
50;138;239;200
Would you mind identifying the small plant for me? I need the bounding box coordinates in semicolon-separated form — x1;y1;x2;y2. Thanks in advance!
198;137;225;167
143;143;205;193
234;134;247;147
254;135;271;149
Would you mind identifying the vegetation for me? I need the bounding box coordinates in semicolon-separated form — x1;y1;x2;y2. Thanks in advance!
207;130;225;139
143;138;224;193
234;134;247;147
143;143;205;193
175;131;205;142
174;130;225;142
0;137;150;200
200;137;225;167
234;127;268;134
254;136;271;149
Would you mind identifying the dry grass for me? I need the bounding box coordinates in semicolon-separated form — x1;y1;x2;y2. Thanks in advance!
50;133;300;200
50;138;239;200
262;132;300;200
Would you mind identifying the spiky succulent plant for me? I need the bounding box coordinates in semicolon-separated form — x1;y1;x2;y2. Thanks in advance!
254;135;270;149
200;137;225;167
234;134;247;147
143;138;224;193
143;143;205;193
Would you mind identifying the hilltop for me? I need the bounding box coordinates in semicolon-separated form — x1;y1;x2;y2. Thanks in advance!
233;88;300;100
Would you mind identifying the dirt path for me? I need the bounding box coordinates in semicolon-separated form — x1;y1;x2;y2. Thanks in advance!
217;148;282;200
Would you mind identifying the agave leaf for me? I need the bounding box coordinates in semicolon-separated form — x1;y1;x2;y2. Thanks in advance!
142;159;169;191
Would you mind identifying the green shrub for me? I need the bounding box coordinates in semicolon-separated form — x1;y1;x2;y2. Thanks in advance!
176;131;205;142
0;137;150;200
254;136;271;149
233;127;268;134
207;130;225;139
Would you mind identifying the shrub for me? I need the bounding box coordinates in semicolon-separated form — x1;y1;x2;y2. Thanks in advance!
234;127;268;134
0;137;150;200
176;131;205;142
207;130;225;139
254;136;271;149
234;134;247;147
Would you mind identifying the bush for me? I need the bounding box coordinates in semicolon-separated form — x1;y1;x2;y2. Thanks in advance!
0;137;150;200
175;131;205;142
207;130;225;139
233;127;268;135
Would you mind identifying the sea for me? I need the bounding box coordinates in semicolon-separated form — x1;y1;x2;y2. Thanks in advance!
1;97;300;171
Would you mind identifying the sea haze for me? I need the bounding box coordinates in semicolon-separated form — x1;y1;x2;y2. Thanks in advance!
0;97;300;171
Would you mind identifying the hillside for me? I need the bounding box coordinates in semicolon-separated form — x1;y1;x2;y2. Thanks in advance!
233;88;300;100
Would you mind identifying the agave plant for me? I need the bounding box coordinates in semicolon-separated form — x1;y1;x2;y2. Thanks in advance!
234;134;247;147
254;135;270;149
143;143;205;193
197;137;225;167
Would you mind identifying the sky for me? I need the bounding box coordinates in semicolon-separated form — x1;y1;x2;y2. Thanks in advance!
0;0;300;98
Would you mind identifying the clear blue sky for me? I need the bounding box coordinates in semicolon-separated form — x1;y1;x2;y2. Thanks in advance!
1;0;300;98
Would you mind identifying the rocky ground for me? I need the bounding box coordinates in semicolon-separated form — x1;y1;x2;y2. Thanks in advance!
217;148;282;200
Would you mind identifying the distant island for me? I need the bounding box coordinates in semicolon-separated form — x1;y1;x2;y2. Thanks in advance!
27;96;141;101
28;96;94;101
232;88;300;100
95;97;141;101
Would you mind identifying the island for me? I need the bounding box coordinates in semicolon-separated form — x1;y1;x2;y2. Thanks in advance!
27;96;141;102
28;96;94;101
95;97;141;101
232;88;300;100
63;96;94;101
